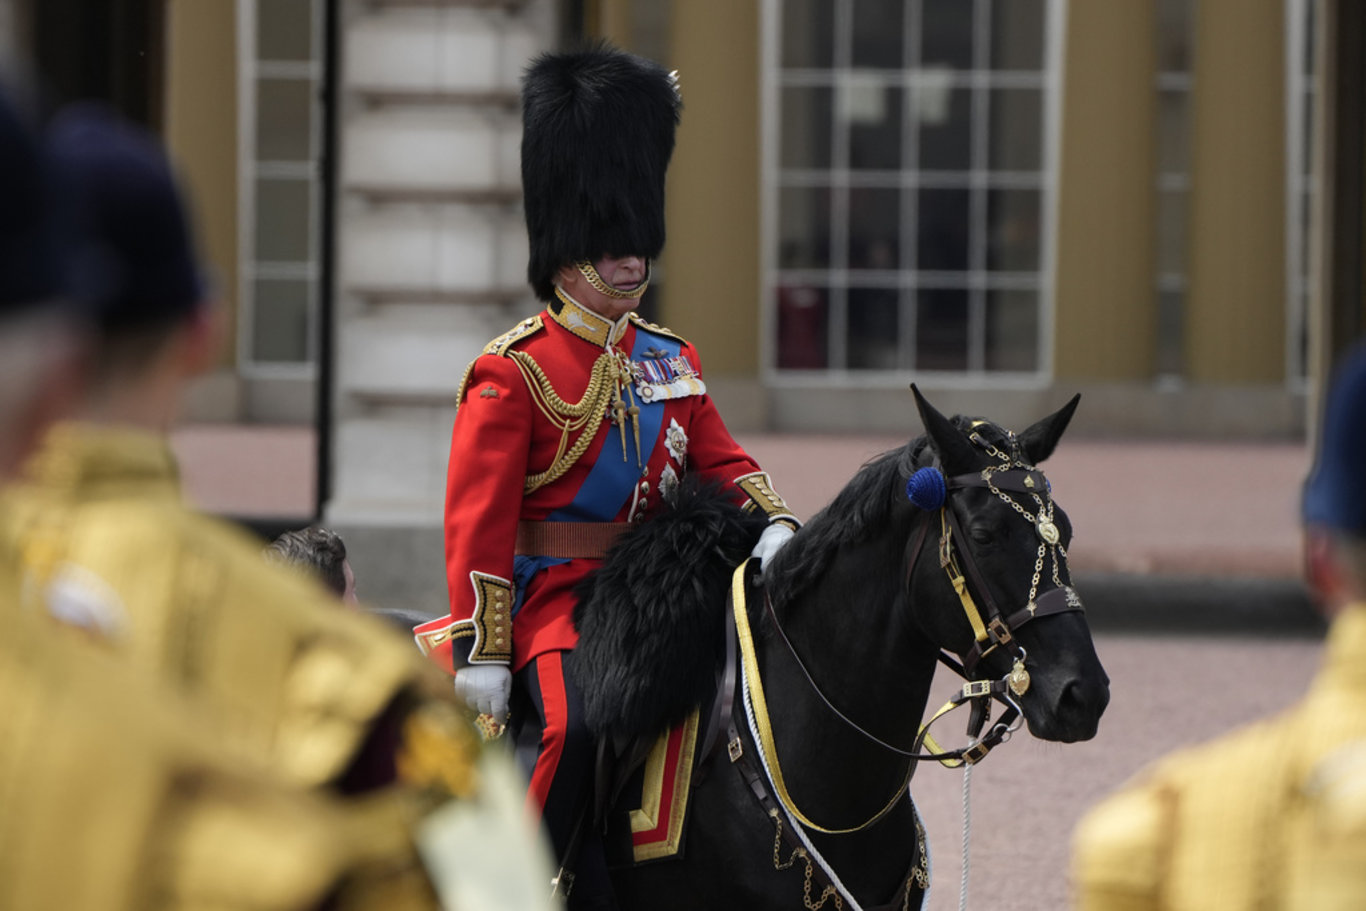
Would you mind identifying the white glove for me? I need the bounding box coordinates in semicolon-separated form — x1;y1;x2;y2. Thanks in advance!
750;523;795;577
453;664;512;724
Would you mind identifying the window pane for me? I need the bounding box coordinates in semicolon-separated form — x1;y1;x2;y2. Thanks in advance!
847;83;902;170
990;0;1045;71
252;277;312;363
852;0;904;68
847;288;899;368
782;0;835;69
1156;0;1194;73
776;284;829;369
916;85;970;170
916;288;969;369
1157;89;1190;175
255;177;314;262
922;0;975;69
781;86;833;169
917;188;970;271
987;188;1040;272
985;289;1039;371
848;187;901;269
989;88;1042;171
1156;188;1187;276
256;77;314;161
257;0;313;62
778;185;832;269
1155;289;1184;375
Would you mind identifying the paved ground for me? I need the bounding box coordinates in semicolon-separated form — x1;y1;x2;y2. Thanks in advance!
170;425;1313;581
914;632;1323;910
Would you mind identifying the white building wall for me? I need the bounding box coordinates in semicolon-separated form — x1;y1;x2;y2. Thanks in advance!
327;0;553;539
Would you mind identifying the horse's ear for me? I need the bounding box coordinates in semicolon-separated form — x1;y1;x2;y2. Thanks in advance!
911;384;980;475
1018;393;1081;465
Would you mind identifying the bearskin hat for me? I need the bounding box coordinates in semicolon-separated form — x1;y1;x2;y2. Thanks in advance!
521;43;681;301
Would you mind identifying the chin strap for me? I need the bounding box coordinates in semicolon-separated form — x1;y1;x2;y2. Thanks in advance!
575;259;651;300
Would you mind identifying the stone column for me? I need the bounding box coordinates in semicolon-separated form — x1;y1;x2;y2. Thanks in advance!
327;0;554;614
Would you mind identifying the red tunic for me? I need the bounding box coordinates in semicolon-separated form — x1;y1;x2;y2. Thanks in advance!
415;293;795;674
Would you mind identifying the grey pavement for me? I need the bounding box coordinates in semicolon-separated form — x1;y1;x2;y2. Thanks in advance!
170;424;1322;634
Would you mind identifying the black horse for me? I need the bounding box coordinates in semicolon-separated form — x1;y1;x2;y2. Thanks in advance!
573;387;1110;910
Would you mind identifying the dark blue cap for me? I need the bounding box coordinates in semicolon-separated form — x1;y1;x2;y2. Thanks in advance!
1303;343;1366;537
45;103;206;330
0;85;65;313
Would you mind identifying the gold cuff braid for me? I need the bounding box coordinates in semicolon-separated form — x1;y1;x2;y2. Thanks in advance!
468;572;513;663
734;471;799;527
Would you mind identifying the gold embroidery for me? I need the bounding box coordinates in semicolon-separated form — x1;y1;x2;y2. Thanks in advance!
734;471;799;526
453;316;546;408
628;312;687;344
395;701;482;800
468;572;513;663
549;288;629;347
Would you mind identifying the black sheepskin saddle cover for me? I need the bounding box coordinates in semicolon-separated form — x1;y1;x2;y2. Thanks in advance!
571;479;768;739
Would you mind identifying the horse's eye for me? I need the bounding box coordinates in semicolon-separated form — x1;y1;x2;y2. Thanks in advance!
969;528;994;546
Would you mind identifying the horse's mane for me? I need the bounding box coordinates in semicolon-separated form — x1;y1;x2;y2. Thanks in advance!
764;415;1013;607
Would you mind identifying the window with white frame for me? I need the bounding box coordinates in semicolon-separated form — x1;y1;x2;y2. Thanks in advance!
1152;0;1318;384
1152;0;1194;380
763;0;1057;378
240;0;322;371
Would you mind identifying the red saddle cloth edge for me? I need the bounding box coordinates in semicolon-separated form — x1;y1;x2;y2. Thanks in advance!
628;707;701;862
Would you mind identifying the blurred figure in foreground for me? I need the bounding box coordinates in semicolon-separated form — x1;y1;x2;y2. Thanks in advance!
1072;343;1366;910
0;102;552;908
265;524;358;603
0;83;446;911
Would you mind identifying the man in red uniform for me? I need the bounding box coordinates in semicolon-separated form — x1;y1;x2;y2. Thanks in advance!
414;45;798;907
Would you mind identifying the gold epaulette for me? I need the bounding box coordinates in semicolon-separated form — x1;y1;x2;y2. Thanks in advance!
628;312;688;345
455;316;546;407
485;315;545;356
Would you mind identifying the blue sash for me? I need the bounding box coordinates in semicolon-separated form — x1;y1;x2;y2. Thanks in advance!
546;329;678;523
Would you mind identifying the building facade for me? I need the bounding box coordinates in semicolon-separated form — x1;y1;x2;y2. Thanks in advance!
2;0;1361;608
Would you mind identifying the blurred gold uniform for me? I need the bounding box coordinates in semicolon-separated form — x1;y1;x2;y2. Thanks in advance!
0;422;479;795
0;552;440;910
1073;606;1366;911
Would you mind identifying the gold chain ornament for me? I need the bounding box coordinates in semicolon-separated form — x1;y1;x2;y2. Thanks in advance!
575;259;651;300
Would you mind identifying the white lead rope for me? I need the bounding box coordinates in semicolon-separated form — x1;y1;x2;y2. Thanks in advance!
959;757;974;911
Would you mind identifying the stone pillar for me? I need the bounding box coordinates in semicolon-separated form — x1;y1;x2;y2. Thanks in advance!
326;0;554;613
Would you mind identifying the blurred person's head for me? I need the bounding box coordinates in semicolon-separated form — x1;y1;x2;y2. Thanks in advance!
0;82;87;480
1302;343;1366;613
43;103;218;430
264;526;357;604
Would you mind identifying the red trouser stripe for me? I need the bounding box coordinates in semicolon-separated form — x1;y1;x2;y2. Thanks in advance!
525;651;568;817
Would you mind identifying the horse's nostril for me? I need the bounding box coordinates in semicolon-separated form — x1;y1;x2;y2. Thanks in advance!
1061;678;1110;717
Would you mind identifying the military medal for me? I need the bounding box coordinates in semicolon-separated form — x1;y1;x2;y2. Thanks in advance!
1037;518;1060;545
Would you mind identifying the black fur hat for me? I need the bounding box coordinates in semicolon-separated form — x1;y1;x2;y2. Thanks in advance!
521;43;681;301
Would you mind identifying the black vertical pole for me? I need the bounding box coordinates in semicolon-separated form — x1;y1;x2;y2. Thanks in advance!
314;0;340;522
